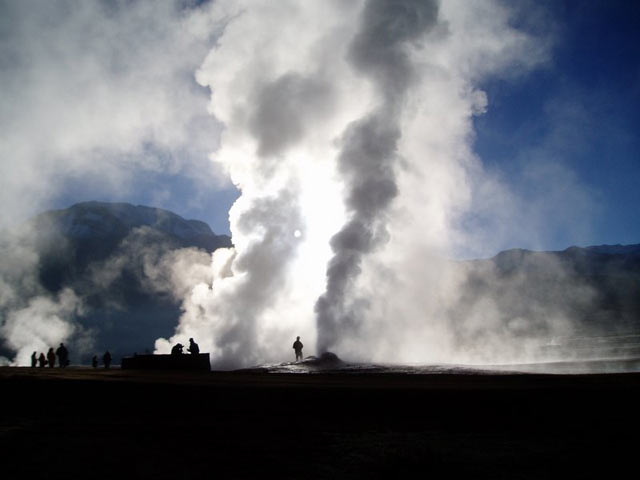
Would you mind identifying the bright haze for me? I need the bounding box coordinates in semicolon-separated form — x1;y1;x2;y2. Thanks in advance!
1;0;638;368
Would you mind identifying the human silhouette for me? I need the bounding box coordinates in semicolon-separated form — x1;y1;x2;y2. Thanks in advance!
56;343;69;368
38;353;47;368
31;351;37;368
187;338;199;355
293;336;303;362
47;347;56;368
171;343;184;355
92;355;98;368
103;351;112;369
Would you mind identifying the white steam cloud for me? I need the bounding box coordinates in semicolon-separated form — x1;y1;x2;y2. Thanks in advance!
155;0;585;368
0;0;226;364
1;1;599;368
0;224;89;364
0;0;227;229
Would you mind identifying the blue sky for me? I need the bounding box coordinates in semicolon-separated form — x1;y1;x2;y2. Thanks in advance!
7;0;639;251
474;0;640;250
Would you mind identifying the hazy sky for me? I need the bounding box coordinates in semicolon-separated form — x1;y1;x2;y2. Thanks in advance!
2;0;639;253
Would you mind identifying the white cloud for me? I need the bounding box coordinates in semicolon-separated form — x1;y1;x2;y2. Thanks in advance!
0;0;227;229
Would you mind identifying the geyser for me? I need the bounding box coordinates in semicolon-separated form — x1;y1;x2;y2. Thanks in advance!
314;0;439;354
155;0;559;369
0;1;620;369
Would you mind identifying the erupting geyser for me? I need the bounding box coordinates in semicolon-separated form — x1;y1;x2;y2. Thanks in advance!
155;0;553;368
314;0;439;355
2;1;635;371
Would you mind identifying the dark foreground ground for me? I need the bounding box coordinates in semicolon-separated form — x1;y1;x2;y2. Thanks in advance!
1;367;640;479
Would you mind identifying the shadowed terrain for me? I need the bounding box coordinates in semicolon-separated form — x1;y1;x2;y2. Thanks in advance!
2;367;639;479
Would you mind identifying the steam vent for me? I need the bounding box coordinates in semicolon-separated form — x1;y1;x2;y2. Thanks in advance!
121;353;211;372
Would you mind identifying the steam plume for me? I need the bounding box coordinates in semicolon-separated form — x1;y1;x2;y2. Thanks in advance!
0;0;225;364
159;0;559;367
2;1;601;368
315;0;439;353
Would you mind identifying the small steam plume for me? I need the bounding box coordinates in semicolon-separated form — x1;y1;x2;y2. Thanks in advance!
0;227;88;365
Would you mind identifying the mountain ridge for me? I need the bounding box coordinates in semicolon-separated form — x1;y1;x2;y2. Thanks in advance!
29;200;230;253
0;201;233;364
1;200;638;365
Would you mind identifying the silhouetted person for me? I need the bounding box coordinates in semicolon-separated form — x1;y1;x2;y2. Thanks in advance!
171;343;184;355
187;338;199;355
293;336;303;362
56;343;69;368
103;351;112;369
38;353;47;368
47;347;56;368
31;351;37;368
92;355;98;368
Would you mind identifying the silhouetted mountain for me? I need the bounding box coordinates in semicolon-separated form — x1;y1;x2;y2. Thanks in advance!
585;244;640;256
453;244;640;359
0;202;231;363
30;201;229;274
2;200;638;365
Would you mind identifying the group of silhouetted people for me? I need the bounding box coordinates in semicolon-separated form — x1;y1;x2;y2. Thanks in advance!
26;335;304;368
171;338;200;355
30;343;69;368
30;344;112;369
92;351;112;369
170;336;305;363
169;336;305;363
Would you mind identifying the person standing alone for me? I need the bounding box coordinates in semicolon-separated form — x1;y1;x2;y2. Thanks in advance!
56;343;69;368
103;351;112;369
293;336;303;362
47;347;56;368
187;338;199;355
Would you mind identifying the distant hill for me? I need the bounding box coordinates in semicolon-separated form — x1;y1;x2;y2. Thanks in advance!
30;201;229;264
453;244;640;359
1;201;638;364
0;202;232;363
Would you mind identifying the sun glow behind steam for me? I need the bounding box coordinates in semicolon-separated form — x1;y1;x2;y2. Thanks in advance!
152;0;563;368
1;1;626;369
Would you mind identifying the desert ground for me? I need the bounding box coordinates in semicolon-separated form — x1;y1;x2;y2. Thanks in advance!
2;366;639;479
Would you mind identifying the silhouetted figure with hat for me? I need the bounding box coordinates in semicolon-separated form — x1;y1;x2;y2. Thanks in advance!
103;351;112;369
293;336;303;362
92;355;98;368
47;347;56;368
31;351;37;368
56;343;69;368
38;353;47;368
171;343;184;355
187;338;199;355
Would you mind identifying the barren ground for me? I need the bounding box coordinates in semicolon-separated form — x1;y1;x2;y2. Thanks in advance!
1;367;639;479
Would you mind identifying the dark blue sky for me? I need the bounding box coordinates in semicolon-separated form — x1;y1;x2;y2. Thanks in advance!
50;0;639;251
474;0;640;249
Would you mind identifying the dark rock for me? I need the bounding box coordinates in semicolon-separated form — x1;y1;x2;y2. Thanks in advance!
303;351;343;367
121;353;211;371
